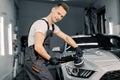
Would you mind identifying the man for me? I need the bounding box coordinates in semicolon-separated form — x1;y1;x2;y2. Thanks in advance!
25;3;84;80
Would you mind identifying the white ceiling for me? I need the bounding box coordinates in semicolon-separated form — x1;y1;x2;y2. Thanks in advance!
15;0;97;8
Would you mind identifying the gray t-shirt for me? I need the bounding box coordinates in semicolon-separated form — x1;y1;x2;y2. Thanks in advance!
28;18;60;46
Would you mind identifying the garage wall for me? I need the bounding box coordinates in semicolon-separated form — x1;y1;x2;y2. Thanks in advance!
18;1;84;47
93;0;120;35
0;0;16;80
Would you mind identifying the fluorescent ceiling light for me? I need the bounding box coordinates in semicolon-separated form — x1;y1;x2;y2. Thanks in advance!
8;23;13;55
0;16;5;56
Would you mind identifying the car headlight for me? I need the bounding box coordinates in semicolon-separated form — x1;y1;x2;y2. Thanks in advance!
65;66;95;78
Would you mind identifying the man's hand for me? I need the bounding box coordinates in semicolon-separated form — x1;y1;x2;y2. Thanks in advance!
49;57;59;65
74;47;84;67
75;47;83;57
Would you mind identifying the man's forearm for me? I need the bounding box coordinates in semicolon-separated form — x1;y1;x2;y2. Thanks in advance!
65;35;78;48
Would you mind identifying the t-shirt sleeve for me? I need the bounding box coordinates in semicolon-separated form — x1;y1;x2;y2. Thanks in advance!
33;20;47;34
54;24;61;33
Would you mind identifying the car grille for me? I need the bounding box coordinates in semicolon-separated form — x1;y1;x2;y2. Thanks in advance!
65;66;95;78
100;70;120;80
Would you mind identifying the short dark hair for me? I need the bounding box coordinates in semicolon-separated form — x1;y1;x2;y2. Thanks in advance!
55;3;69;12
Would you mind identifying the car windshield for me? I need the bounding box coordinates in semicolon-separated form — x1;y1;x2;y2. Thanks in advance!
64;35;120;52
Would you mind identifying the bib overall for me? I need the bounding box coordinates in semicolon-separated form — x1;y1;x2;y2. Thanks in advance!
24;19;55;80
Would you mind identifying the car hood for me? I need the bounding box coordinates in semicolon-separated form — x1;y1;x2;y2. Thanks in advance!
83;48;120;70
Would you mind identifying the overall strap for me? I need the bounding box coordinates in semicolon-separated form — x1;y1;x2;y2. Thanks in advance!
41;19;55;31
41;19;49;30
52;24;55;31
